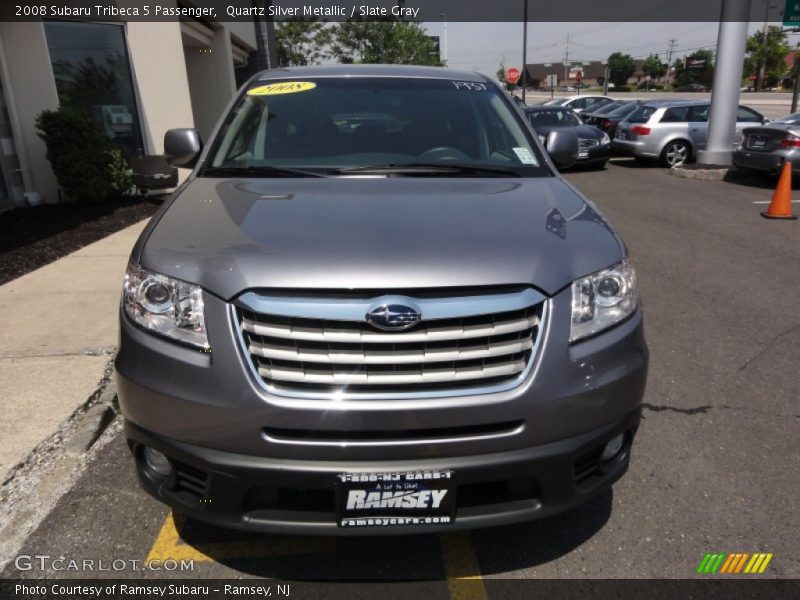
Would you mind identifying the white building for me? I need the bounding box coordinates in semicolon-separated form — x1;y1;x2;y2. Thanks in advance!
0;1;257;210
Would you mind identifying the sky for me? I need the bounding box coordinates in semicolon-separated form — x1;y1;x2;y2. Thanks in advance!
421;22;800;78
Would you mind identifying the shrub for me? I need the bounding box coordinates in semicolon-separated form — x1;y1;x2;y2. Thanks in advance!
35;108;133;202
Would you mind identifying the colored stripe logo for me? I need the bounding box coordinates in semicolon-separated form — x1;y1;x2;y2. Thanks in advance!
697;552;773;574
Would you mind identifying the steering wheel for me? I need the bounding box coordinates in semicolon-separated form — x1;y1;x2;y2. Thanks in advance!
418;146;471;161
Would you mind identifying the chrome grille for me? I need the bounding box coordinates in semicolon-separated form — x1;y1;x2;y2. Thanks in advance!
235;290;545;398
579;138;600;149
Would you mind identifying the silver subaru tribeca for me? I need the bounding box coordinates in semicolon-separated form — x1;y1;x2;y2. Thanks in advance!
116;65;648;535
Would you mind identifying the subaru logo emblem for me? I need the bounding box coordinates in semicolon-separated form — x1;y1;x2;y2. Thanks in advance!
366;304;421;331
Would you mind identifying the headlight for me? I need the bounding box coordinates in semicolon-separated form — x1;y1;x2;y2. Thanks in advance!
600;132;611;145
123;262;209;349
570;259;638;342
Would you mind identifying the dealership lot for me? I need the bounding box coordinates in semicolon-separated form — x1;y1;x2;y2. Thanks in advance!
4;160;798;588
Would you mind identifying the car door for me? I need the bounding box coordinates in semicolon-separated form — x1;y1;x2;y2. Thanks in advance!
687;104;710;150
734;106;765;146
657;105;691;150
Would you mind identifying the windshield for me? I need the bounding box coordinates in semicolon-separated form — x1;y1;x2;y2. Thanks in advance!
202;77;547;177
527;109;581;127
592;102;622;115
607;103;639;118
541;98;569;106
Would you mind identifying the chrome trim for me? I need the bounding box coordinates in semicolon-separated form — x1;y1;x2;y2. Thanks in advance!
230;293;549;403
248;336;533;365
262;423;526;448
236;289;546;322
241;312;539;343
258;358;527;385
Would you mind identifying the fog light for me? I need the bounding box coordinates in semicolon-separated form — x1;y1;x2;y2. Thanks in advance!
144;446;172;476
601;433;625;462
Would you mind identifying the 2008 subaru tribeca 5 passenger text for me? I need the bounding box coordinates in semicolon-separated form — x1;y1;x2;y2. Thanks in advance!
116;65;648;535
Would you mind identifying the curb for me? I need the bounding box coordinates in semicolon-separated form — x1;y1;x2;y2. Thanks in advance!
0;360;121;572
668;165;731;181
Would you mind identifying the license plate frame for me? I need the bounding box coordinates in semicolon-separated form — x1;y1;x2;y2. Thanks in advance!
334;470;456;528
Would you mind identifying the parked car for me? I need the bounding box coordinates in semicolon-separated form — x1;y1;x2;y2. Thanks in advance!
674;82;709;93
612;100;766;167
581;101;625;125
593;101;646;139
117;65;647;535
541;94;615;115
733;112;800;175
525;105;611;169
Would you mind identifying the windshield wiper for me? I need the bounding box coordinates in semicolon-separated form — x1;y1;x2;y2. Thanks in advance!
328;163;523;177
202;165;328;178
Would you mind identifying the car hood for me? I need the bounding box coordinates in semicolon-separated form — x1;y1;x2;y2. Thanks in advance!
139;176;624;299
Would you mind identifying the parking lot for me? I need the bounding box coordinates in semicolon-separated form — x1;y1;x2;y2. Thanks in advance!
4;159;799;592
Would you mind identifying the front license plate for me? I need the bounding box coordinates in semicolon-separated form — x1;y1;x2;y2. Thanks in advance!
578;150;589;158
335;470;456;528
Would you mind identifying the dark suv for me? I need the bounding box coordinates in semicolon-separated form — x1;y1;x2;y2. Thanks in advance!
116;65;648;535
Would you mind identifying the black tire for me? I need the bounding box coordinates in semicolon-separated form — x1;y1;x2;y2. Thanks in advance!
660;140;691;167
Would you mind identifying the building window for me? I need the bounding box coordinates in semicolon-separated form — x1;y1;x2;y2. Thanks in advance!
43;21;144;157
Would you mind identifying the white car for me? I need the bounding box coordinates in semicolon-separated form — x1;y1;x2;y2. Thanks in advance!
541;95;615;115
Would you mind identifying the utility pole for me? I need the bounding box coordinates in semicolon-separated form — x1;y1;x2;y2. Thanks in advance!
440;13;448;65
252;0;277;69
665;38;677;87
563;33;570;83
522;1;528;102
757;0;770;91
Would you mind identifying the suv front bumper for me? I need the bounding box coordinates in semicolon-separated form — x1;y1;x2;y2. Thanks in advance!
127;407;640;535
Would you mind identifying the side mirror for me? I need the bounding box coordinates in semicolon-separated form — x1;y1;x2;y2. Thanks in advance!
546;128;579;169
164;128;202;168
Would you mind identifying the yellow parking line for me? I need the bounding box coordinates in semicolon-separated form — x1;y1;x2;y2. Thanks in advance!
439;531;487;600
146;511;335;563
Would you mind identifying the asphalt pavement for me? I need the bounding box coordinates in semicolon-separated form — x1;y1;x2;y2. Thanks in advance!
3;160;798;592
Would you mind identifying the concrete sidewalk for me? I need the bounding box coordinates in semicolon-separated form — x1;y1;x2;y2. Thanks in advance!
0;220;148;479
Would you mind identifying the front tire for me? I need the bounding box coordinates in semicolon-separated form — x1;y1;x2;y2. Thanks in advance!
661;140;691;167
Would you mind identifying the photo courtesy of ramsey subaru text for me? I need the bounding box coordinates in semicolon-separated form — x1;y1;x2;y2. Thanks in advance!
116;65;648;535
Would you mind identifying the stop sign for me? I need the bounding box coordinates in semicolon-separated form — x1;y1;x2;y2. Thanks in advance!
505;67;521;84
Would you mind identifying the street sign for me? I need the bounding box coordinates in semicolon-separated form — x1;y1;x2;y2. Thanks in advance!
784;0;800;26
505;67;521;84
546;74;558;88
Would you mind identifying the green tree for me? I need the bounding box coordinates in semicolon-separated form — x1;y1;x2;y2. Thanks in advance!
330;20;443;66
607;52;636;87
674;49;715;88
744;26;790;89
642;53;667;81
275;19;331;66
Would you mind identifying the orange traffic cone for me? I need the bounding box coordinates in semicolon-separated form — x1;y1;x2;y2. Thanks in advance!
762;162;798;220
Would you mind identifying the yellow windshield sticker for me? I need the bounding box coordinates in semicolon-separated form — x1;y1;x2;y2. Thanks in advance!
247;81;317;96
